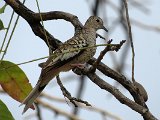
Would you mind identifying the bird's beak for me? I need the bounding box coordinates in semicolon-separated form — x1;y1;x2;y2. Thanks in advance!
102;26;108;32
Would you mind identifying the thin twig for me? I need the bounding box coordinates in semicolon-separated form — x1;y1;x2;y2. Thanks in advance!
41;92;122;120
122;0;135;83
0;89;80;120
35;103;42;120
129;0;149;13
71;75;86;118
131;19;160;32
90;40;126;72
35;0;52;54
56;75;91;107
37;99;81;120
0;43;121;70
0;0;26;62
90;39;112;72
0;11;14;56
56;75;77;107
0;89;121;120
0;50;5;52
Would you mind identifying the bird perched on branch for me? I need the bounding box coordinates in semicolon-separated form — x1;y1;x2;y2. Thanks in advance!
20;16;108;113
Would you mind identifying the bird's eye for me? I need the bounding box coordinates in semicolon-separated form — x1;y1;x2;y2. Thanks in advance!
96;19;100;22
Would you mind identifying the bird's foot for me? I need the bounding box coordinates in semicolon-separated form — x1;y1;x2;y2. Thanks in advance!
70;63;85;69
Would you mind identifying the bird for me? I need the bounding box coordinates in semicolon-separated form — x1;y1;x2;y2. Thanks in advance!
20;16;108;113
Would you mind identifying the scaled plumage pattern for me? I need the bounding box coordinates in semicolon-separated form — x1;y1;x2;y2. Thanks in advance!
20;16;108;113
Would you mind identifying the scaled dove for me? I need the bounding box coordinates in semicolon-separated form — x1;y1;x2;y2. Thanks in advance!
20;16;108;113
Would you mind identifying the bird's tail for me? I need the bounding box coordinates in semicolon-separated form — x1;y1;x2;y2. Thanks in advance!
20;81;46;114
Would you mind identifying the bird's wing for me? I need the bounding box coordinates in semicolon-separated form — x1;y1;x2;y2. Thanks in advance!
41;36;87;75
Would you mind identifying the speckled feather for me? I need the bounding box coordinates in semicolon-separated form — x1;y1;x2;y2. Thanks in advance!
20;16;108;114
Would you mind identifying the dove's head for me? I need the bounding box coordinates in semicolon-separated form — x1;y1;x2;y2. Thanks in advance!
84;16;108;32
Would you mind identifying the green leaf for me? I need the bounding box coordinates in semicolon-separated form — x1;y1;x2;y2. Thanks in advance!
0;4;7;14
0;19;4;30
0;61;33;104
0;100;14;120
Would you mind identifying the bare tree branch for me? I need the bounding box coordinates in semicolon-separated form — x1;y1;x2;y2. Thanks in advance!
87;58;157;120
37;99;81;120
3;0;158;120
131;19;160;32
41;93;122;120
75;66;157;120
56;75;91;107
4;0;83;50
90;39;126;72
